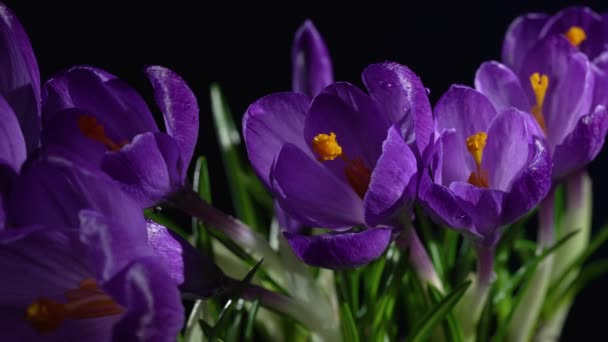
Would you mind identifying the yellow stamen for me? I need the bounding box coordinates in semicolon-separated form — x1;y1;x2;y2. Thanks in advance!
564;26;587;47
77;115;126;152
312;132;343;161
311;132;371;198
466;132;488;166
25;278;123;334
529;73;549;133
466;132;490;188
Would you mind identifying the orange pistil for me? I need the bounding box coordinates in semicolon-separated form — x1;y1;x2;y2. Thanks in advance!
25;278;123;334
466;132;490;188
312;132;372;198
564;26;587;47
77;115;127;151
529;72;549;134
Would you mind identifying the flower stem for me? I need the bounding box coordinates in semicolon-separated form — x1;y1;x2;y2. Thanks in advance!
508;188;556;341
458;244;495;342
397;221;443;292
170;188;284;277
537;170;592;340
241;283;341;341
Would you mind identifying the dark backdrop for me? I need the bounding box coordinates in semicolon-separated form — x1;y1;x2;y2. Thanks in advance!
7;0;607;338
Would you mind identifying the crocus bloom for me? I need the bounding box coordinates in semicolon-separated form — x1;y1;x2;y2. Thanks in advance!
477;34;608;179
2;155;185;341
419;85;551;247
275;19;335;233
243;61;431;268
41;65;199;207
502;7;608;76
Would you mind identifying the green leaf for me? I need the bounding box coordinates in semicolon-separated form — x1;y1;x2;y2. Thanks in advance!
546;223;608;301
244;299;261;341
192;156;214;256
340;303;360;342
407;280;471;342
242;170;274;211
544;258;608;316
184;300;205;342
210;83;260;229
428;285;464;342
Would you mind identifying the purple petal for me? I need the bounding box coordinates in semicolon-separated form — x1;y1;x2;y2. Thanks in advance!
519;36;594;150
283;228;392;269
433;85;498;183
503;137;552;224
274;200;304;233
0;3;41;153
553;105;608;179
146;220;227;299
8;155;144;231
291;20;333;97
102;132;184;208
145;66;199;173
42;66;158;141
0;94;25;171
0;164;17;229
304;82;389;178
40;108;108;169
243;92;310;187
104;256;184;342
79;210;151;282
271;143;364;228
592;64;608;107
0;228;88;307
594;51;608;72
364;126;418;227
474;61;530;113
502;13;549;74
540;6;607;59
482;108;532;191
448;182;506;245
362;62;433;157
418;137;475;232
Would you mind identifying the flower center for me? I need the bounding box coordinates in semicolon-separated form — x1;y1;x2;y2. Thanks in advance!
466;132;489;188
25;278;123;334
77;115;127;151
312;132;371;198
564;26;586;47
529;72;549;134
312;132;343;161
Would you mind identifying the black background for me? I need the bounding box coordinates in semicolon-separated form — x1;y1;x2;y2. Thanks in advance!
7;0;608;338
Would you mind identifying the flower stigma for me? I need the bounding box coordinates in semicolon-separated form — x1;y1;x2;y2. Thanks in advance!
529;73;549;134
25;278;124;334
312;132;371;198
564;26;587;47
77;115;127;151
466;132;489;188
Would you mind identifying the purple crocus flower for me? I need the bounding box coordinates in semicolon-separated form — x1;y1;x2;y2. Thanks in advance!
477;33;608;180
243;61;431;268
41;65;199;208
1;155;185;341
503;7;608;111
419;85;552;247
275;19;335;234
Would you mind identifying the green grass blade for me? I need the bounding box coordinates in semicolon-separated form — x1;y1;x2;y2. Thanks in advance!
340;303;360;342
210;83;259;229
408;280;471;342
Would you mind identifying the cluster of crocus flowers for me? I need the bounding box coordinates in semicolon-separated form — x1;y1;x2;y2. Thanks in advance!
1;1;608;340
